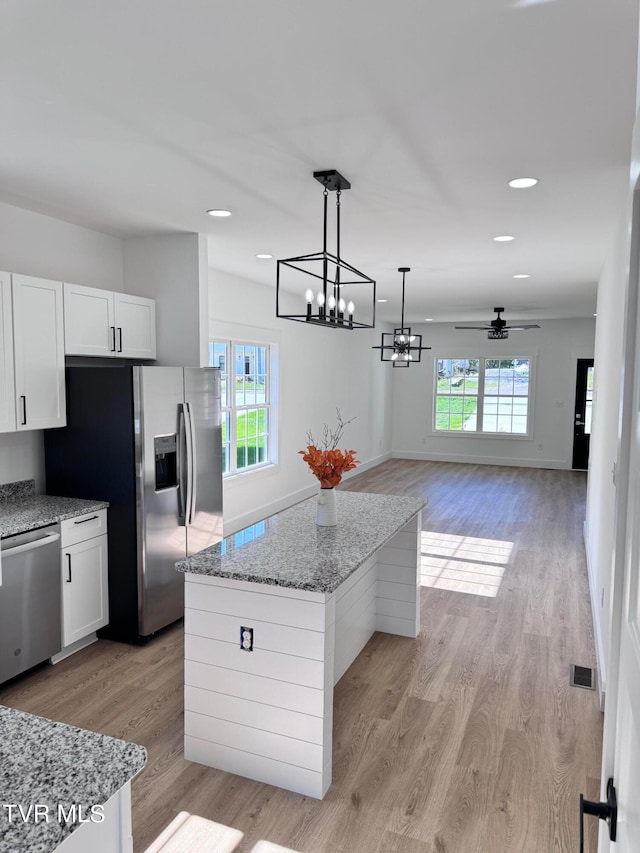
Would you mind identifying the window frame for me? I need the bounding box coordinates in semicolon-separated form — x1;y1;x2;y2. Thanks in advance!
431;354;535;439
209;339;276;476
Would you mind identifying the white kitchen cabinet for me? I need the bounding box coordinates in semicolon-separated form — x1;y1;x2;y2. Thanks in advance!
114;291;156;359
60;510;109;648
64;282;156;359
0;272;16;433
63;283;116;357
12;274;66;430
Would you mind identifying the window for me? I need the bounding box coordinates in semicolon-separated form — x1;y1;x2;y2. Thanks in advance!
209;340;273;474
435;357;531;435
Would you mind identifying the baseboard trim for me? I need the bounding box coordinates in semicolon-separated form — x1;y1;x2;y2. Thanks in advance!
391;450;568;470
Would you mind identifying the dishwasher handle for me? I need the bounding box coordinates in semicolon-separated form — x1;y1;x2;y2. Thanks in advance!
1;532;60;558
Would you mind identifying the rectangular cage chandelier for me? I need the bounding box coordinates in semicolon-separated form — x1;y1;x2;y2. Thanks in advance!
276;170;376;329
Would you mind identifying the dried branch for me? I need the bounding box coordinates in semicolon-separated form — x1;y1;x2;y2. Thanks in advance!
306;408;356;450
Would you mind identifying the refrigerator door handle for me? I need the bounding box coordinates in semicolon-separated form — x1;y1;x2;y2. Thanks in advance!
183;401;194;526
187;401;197;524
178;404;187;526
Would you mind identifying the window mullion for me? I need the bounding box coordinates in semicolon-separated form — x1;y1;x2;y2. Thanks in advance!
229;340;237;474
478;359;485;433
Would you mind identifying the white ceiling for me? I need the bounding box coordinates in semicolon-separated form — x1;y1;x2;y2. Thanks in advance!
1;0;637;323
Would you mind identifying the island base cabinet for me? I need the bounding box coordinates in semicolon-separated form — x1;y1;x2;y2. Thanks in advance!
181;510;421;799
184;576;335;800
62;534;109;647
55;782;133;853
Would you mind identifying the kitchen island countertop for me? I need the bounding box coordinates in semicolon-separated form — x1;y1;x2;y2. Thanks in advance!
175;490;426;593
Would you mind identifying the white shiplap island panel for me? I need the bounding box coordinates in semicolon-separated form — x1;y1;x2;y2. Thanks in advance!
176;491;425;799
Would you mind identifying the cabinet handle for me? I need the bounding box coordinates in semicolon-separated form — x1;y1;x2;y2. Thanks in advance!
73;515;99;525
66;554;72;583
20;395;26;425
110;326;116;352
117;327;123;353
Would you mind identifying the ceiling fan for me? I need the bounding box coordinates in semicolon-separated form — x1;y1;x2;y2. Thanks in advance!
454;307;540;340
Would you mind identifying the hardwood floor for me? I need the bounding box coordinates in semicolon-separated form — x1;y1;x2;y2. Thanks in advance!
0;460;602;852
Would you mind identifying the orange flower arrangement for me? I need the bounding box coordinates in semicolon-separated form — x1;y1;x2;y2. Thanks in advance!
299;409;360;488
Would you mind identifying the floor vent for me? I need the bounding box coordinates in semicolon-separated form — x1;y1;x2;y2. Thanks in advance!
570;664;596;690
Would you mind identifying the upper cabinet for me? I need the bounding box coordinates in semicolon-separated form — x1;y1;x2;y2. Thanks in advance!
12;274;66;431
0;272;16;433
64;283;156;360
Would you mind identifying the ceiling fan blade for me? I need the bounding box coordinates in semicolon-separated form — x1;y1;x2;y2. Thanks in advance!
504;324;541;330
454;325;491;330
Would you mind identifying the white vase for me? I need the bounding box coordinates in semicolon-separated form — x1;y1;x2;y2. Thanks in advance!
317;487;338;526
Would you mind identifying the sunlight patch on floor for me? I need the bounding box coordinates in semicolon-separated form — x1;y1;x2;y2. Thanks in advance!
420;531;514;597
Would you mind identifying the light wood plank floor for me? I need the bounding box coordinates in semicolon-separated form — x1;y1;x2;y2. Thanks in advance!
0;460;602;852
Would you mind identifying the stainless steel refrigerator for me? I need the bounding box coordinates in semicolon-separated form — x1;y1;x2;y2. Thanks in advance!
44;365;223;642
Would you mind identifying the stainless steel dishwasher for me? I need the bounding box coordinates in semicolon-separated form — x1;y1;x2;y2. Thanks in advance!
0;524;62;683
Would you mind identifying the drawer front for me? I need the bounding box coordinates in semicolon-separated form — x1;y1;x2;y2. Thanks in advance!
61;509;107;546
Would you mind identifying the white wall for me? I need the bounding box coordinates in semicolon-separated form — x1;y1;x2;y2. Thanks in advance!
0;202;124;290
0;203;124;490
210;270;393;533
585;226;629;696
391;319;595;468
123;233;209;367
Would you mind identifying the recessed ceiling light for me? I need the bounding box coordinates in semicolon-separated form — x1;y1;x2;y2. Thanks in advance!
494;235;515;242
513;274;530;279
424;318;434;322
377;298;388;303
255;253;273;259
508;177;539;189
206;209;232;217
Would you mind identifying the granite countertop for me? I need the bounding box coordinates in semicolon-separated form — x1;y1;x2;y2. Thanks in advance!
0;480;108;538
176;490;426;593
0;705;146;853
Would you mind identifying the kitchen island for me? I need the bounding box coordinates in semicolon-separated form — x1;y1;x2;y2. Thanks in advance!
0;705;146;853
175;490;425;798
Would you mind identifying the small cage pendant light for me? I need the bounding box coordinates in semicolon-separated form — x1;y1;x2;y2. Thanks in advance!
371;267;430;366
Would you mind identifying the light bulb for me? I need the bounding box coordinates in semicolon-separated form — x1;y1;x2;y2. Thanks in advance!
328;295;337;309
317;292;325;306
391;353;399;360
347;301;354;314
305;288;314;304
398;335;406;343
408;354;413;360
409;335;416;342
404;354;410;361
338;298;346;312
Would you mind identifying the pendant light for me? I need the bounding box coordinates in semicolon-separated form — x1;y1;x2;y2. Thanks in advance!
372;267;430;367
276;170;376;329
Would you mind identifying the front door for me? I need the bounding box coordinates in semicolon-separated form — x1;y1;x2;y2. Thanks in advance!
572;359;594;469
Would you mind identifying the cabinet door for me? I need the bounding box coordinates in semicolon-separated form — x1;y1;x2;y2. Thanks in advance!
0;272;16;433
114;293;156;359
12;274;66;430
64;283;116;357
62;534;109;647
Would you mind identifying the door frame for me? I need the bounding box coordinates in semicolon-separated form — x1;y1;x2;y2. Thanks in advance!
597;171;640;851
